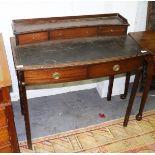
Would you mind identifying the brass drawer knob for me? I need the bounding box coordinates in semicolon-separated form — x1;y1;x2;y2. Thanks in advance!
52;72;61;79
113;64;120;72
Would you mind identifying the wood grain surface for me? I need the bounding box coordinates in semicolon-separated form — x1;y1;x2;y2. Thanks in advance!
129;31;155;54
0;87;19;153
12;13;129;34
0;34;11;87
12;13;129;45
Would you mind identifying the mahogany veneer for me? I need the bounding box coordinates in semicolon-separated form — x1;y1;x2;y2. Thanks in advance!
12;13;129;45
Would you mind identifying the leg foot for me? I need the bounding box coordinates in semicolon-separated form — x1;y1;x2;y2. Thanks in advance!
120;72;131;100
123;121;127;127
120;94;126;99
136;114;142;121
107;96;111;101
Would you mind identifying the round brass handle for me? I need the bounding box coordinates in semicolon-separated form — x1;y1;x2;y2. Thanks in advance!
52;72;61;79
113;64;120;72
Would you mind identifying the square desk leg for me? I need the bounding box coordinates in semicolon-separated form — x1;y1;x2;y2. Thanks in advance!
17;71;24;115
107;76;114;101
123;70;141;126
17;71;32;150
107;73;131;101
136;61;154;121
120;72;131;99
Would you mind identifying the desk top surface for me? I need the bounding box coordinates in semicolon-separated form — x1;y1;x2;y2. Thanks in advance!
0;33;11;87
129;31;155;55
12;35;143;70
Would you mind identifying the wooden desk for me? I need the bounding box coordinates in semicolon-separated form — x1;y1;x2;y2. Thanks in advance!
11;33;149;149
0;33;19;152
12;13;131;101
129;31;155;121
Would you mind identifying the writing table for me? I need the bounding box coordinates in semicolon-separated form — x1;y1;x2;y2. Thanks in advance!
12;13;130;101
11;34;148;149
129;31;155;121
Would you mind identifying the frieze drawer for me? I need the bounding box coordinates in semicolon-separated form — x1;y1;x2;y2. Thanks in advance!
24;66;87;85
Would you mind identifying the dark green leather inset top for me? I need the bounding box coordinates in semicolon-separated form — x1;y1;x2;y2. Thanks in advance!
16;35;142;68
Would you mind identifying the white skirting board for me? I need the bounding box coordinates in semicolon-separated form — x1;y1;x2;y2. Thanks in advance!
10;75;135;102
96;75;134;98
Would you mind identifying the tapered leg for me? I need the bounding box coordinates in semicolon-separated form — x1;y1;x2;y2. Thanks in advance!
18;71;32;149
17;71;24;115
136;75;153;121
136;59;154;121
120;72;131;99
123;70;141;127
139;62;147;92
107;76;114;101
22;82;32;149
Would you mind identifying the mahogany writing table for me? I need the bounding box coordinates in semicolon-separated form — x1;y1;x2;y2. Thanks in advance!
12;13;130;101
11;34;148;149
129;31;155;121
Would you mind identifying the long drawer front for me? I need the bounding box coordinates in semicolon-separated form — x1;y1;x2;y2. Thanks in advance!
24;66;87;85
88;57;144;78
24;56;144;85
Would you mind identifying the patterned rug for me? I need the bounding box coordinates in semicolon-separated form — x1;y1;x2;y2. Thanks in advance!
20;110;155;153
